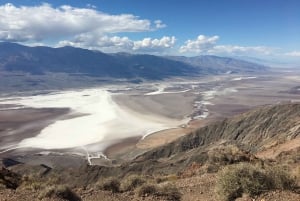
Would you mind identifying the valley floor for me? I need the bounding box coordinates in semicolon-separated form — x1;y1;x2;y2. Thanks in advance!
0;71;300;201
1;71;300;166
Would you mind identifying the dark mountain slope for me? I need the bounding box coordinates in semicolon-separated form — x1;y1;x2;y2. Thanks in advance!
0;42;199;79
0;42;268;80
111;53;208;79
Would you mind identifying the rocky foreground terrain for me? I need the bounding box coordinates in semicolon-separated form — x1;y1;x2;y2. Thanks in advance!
0;103;300;201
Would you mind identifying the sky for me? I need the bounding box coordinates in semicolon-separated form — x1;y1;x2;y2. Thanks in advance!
0;0;300;63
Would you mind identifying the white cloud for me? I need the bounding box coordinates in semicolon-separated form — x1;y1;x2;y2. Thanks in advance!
57;35;176;53
133;36;176;52
23;42;45;47
179;35;219;53
285;51;300;57
179;35;274;56
57;34;133;52
154;20;166;29
0;3;164;42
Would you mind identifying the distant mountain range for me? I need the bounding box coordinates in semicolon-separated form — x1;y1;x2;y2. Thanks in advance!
167;55;269;73
0;42;268;80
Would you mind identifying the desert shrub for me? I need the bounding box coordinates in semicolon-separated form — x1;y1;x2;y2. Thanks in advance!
97;177;120;193
266;166;297;190
44;175;61;185
18;181;44;191
136;182;181;200
216;163;269;201
38;185;81;201
208;146;251;166
195;163;220;175
157;183;182;201
156;174;179;183
216;163;297;201
121;175;146;191
19;173;62;192
136;183;158;197
19;174;44;191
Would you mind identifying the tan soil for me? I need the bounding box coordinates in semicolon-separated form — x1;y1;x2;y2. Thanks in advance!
256;137;300;159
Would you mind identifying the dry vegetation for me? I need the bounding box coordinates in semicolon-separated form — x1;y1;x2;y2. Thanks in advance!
38;185;81;201
121;175;146;192
88;152;299;201
95;174;182;200
216;163;297;201
1;152;299;201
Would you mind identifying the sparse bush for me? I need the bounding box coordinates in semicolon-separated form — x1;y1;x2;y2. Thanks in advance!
136;182;181;200
216;163;269;200
156;174;179;183
266;166;297;190
44;175;61;185
19;173;62;192
121;175;146;191
19;174;44;191
136;183;158;197
157;183;182;201
38;185;81;201
216;163;297;201
208;146;250;166
193;163;219;175
97;177;120;193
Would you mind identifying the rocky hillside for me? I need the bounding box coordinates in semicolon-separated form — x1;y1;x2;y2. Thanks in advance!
138;103;300;161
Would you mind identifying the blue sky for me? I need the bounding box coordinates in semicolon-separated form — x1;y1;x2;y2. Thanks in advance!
0;0;300;63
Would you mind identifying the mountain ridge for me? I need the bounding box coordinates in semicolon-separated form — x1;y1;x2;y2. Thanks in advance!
167;55;269;73
0;42;199;79
0;42;268;80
